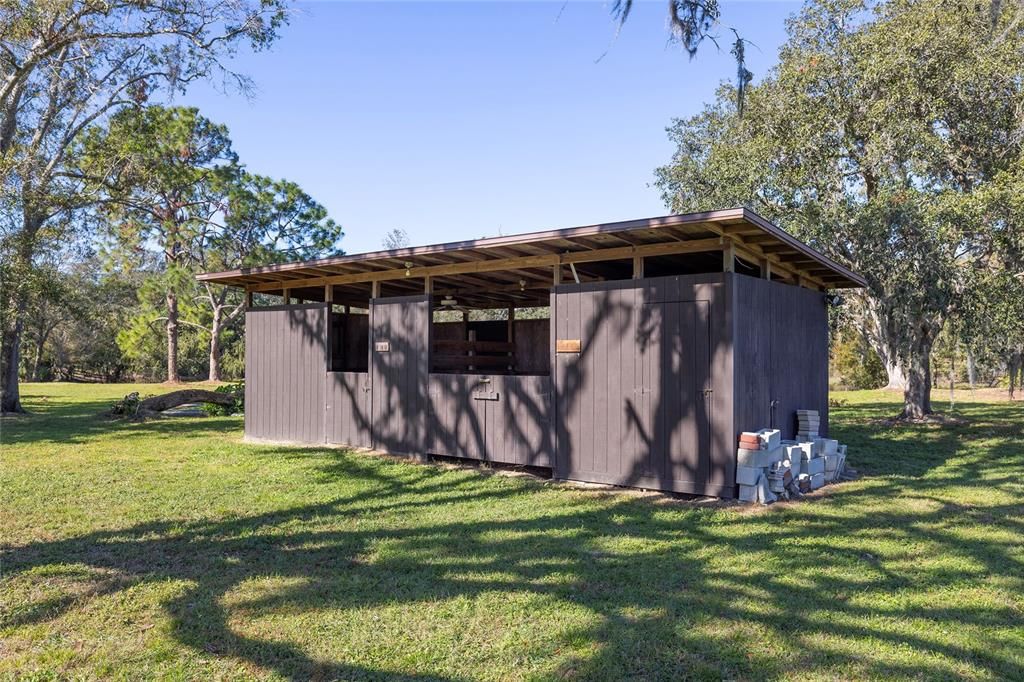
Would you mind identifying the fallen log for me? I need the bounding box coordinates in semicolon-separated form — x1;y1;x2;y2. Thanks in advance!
106;389;239;419
138;389;236;413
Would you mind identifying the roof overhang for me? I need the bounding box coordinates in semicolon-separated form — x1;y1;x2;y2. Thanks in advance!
197;208;866;308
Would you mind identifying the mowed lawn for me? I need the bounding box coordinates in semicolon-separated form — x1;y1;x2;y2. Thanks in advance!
1;384;1022;681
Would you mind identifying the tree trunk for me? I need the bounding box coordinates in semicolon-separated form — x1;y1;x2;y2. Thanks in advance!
1;315;25;413
884;358;908;390
901;335;935;419
208;306;222;382
966;350;977;391
166;290;180;383
1010;351;1022;400
30;323;54;382
0;217;39;413
860;295;907;389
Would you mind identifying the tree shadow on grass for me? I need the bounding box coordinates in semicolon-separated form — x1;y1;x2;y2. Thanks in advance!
4;442;1024;680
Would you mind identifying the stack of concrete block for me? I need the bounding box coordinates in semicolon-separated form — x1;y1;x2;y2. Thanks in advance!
796;409;821;440
823;443;847;481
735;430;783;503
736;417;851;504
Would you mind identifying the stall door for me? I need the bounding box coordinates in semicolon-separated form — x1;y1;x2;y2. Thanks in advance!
427;375;553;467
370;295;431;456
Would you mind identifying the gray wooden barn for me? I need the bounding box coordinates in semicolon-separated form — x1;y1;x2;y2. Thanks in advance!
198;208;865;498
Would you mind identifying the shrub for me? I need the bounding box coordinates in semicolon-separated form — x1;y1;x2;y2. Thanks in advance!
110;392;142;417
202;382;244;416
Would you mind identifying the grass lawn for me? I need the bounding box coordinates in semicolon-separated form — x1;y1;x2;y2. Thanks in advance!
1;383;1022;680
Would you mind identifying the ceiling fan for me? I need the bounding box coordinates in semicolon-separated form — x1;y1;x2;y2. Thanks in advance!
437;295;471;313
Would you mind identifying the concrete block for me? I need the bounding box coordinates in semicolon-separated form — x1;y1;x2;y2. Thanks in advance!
805;457;825;476
757;428;781;450
756;475;777;504
822;439;839;456
735;465;762;486
738;484;758;502
811;472;825;490
737;446;783;468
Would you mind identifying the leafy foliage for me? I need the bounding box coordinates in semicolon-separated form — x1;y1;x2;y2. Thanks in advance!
109;391;142;417
1;0;290;411
201;381;244;416
655;0;1024;415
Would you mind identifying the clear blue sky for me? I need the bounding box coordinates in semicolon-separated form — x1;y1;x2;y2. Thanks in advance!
182;1;798;255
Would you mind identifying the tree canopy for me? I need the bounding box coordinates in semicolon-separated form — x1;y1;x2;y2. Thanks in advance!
655;0;1024;417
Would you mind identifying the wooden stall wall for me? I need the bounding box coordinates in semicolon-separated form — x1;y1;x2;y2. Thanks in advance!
769;280;829;438
325;371;371;447
426;374;552;466
553;273;734;498
245;304;328;443
731;275;773;435
732;276;829;441
370;295;431;456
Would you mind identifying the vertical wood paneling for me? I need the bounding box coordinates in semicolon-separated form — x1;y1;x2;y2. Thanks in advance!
553;274;728;497
244;304;327;443
731;276;829;443
769;281;829;439
326;371;371;447
370;296;431;456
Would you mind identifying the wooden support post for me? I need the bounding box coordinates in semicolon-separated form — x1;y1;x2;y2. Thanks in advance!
282;288;291;304
424;276;433;294
632;254;644;279
507;306;515;372
722;242;736;273
761;259;772;280
324;284;334;304
370;280;380;299
246;290;254;308
553;264;562;285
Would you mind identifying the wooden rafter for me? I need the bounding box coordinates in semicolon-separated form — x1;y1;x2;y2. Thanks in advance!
245;238;725;294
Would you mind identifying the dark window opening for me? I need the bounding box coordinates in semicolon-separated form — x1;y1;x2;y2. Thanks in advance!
735;256;762;278
643;251;725;278
566;258;634;283
329;310;369;372
430;306;550;376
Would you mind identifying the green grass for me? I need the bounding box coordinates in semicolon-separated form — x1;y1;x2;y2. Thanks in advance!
1;383;1022;681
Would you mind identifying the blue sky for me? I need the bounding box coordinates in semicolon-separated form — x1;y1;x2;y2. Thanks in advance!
182;1;798;254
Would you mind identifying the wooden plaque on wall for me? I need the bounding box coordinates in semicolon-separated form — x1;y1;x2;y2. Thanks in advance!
556;339;581;353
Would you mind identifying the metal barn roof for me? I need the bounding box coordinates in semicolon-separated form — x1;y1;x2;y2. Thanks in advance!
197;208;866;307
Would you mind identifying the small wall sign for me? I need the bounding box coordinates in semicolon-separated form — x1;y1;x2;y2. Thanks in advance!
374;341;391;352
556;339;581;353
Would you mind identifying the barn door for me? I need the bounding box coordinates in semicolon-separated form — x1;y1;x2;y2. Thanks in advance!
639;300;712;487
370;295;431;456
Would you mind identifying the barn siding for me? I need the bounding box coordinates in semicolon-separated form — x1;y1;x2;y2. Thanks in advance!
244;304;327;443
425;374;553;466
552;273;734;498
732;276;829;441
325;371;371;447
370;295;431;456
769;280;829;439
